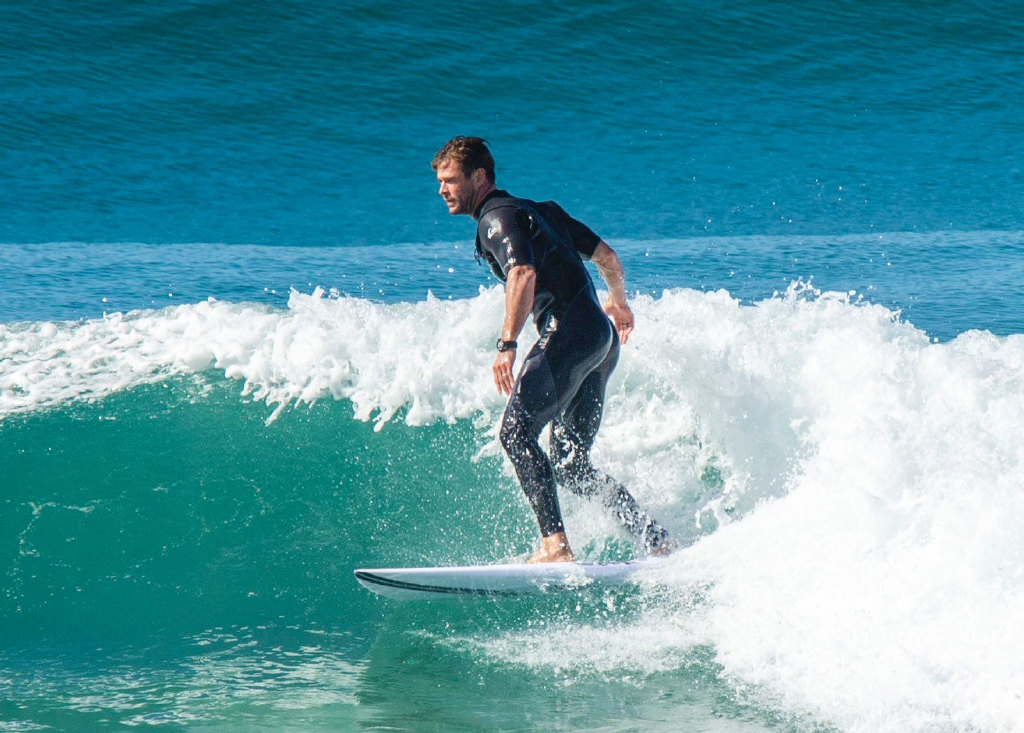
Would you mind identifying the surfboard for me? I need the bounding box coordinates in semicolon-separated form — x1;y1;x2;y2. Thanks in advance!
353;557;666;600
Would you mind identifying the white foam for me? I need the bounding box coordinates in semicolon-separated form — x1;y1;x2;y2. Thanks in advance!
0;288;507;427
666;296;1024;731
473;285;1024;732
4;285;1024;730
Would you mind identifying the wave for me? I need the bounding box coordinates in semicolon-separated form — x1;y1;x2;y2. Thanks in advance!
0;287;505;426
4;285;1024;730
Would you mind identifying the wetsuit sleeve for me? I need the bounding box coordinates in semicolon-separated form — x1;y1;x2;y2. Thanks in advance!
477;206;536;275
549;203;601;260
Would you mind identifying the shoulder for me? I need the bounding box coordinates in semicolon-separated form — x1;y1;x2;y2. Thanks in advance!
478;197;526;239
477;207;510;238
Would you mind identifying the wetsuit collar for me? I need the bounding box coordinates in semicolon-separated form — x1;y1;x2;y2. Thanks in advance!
472;188;507;220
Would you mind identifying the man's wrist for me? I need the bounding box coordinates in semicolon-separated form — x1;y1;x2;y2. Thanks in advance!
496;338;518;352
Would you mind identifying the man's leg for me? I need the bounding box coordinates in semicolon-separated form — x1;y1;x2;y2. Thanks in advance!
550;344;671;553
499;349;575;562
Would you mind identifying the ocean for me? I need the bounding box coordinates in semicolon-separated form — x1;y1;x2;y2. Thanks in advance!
2;1;1023;730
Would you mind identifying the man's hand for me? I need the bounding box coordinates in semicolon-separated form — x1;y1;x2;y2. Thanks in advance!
492;265;534;396
493;349;517;395
604;301;634;344
591;242;634;344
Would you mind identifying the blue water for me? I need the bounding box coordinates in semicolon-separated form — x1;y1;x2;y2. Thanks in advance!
3;2;1024;731
4;2;1022;246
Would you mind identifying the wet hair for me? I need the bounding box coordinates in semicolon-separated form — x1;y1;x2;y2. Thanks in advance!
431;136;496;183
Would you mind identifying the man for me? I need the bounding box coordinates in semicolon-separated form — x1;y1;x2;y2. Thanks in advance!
432;136;670;563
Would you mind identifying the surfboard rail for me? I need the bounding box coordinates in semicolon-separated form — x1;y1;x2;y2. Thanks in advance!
354;558;666;600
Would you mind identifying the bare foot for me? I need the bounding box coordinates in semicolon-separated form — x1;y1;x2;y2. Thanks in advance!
527;532;576;563
649;539;676;556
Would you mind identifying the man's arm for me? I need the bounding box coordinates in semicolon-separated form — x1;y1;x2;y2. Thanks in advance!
493;265;536;395
590;241;634;344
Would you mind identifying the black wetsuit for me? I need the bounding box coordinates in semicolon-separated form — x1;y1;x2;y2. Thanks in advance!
474;190;668;551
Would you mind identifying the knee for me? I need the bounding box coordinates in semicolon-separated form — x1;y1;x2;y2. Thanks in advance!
550;427;588;487
500;401;536;457
551;447;580;480
553;454;598;497
551;460;573;489
499;417;519;457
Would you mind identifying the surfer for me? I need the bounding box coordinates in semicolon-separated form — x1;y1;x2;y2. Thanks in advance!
432;136;671;563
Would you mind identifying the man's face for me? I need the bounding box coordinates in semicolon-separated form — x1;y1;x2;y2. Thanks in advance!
436;158;482;216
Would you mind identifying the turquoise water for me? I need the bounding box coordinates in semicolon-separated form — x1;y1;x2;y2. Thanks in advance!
3;2;1024;731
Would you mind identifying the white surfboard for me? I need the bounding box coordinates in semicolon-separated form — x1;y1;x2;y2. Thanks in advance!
354;557;666;600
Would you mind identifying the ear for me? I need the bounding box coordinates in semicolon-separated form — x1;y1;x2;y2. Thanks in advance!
471;168;486;186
